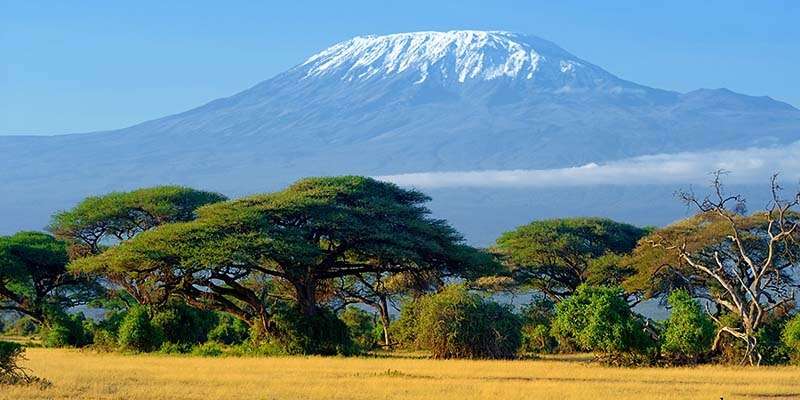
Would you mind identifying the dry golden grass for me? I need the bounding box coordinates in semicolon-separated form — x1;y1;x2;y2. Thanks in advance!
3;348;799;400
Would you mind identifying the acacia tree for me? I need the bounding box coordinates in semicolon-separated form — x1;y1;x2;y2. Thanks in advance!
629;173;800;365
49;186;227;303
494;218;647;301
71;176;489;339
0;232;100;326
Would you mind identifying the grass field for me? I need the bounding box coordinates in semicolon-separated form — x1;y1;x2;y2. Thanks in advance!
4;348;800;400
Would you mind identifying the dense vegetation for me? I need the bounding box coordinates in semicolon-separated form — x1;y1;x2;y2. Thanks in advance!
1;174;799;373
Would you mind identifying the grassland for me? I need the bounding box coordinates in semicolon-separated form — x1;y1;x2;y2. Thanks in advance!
4;348;799;400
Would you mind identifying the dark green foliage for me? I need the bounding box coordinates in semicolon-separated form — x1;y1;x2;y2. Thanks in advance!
414;285;522;359
519;296;557;354
151;302;217;345
117;306;163;352
552;285;656;361
43;310;92;348
208;313;249;345
495;218;646;300
340;307;378;351
783;313;800;364
269;303;356;356
0;231;100;325
661;290;714;363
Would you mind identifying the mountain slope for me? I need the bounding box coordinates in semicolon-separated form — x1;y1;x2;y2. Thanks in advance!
1;30;799;242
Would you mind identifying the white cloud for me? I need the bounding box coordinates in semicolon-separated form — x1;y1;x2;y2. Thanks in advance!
377;143;800;188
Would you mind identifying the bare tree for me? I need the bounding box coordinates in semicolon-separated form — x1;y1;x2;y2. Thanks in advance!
648;172;799;365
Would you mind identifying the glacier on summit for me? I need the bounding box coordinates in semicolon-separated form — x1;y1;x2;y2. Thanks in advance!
298;30;628;91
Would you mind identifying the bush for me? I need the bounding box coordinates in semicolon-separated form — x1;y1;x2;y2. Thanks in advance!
0;341;48;386
117;306;163;352
661;290;714;363
755;316;792;366
519;297;557;354
414;285;522;359
340;307;378;351
191;342;225;357
551;285;656;363
269;303;356;356
390;299;423;349
783;313;800;365
152;303;217;346
43;312;92;348
208;313;249;345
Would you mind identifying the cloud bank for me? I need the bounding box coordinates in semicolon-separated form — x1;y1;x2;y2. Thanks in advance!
377;143;800;188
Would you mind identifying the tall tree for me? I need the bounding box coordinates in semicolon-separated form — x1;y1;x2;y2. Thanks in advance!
494;218;647;301
626;173;800;365
50;185;226;303
0;232;100;325
71;176;488;336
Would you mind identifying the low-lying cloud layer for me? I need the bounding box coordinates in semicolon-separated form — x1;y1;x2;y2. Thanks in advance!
377;143;800;188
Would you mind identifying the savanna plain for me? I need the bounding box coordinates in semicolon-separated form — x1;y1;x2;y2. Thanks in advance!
4;348;799;400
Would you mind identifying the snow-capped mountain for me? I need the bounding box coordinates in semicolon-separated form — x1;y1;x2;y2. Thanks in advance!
1;30;799;243
298;31;620;89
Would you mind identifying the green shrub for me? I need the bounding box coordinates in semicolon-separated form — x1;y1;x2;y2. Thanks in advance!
414;285;522;359
269;303;356;356
755;316;792;366
43;312;92;348
117;306;163;352
191;342;225;357
661;290;714;363
783;313;800;365
551;285;656;363
340;307;378;351
208;313;249;345
152;303;216;345
390;299;423;349
519;297;557;354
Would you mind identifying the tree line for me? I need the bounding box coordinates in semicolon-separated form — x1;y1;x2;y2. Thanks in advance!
2;174;800;367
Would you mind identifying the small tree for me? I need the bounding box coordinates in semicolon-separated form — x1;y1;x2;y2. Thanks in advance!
552;285;656;363
662;290;714;363
414;285;522;359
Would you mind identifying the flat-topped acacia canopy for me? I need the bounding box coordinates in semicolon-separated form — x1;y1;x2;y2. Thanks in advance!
71;176;493;332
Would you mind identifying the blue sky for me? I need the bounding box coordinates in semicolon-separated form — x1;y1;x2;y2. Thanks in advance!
2;0;798;135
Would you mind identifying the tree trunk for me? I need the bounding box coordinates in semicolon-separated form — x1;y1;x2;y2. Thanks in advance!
378;296;391;347
295;281;319;317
